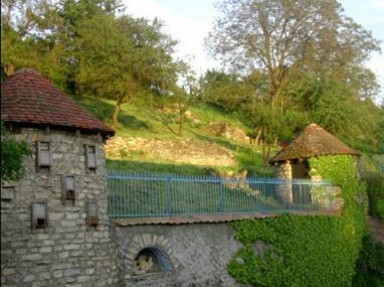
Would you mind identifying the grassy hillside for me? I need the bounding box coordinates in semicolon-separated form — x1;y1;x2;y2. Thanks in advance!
75;95;276;176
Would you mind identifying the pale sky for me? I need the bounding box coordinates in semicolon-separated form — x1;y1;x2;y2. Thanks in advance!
122;0;384;101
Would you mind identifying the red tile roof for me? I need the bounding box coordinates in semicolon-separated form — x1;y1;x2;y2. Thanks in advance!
270;123;360;164
1;69;114;138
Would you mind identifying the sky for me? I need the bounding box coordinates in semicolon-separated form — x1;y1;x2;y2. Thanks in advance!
122;0;384;101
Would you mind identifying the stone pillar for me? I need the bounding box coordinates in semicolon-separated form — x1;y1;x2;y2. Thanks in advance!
275;161;293;204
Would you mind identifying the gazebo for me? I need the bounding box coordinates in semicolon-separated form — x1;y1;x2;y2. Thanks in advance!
270;123;360;181
269;123;360;204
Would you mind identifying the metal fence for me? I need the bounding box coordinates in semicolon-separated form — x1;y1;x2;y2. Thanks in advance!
107;172;335;219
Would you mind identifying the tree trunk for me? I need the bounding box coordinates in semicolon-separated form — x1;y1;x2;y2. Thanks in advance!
111;101;122;128
178;113;185;136
255;128;262;146
5;64;14;76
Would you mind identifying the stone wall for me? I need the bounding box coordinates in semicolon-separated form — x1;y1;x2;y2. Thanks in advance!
1;128;118;287
113;223;246;287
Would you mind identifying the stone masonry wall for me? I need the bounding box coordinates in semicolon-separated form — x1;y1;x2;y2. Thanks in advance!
275;161;293;203
1;128;118;287
113;223;247;287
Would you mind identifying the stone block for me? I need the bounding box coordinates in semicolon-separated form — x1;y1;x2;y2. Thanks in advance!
39;247;52;253
63;268;80;277
85;268;95;275
59;251;69;259
23;275;35;282
77;275;91;283
53;270;63;278
38;272;51;280
21;254;42;261
2;268;15;276
64;244;80;251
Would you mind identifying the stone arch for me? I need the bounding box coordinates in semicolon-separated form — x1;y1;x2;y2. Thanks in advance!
118;233;181;278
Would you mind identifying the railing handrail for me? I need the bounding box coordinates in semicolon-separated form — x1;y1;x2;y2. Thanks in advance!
107;172;332;184
107;171;336;219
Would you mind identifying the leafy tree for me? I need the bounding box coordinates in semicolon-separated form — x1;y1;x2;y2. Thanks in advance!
206;0;381;153
1;123;31;182
1;0;70;85
200;70;253;111
53;0;123;92
74;15;179;127
207;0;380;106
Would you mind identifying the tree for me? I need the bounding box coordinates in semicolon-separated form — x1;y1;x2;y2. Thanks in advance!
200;70;252;111
206;0;381;154
207;0;380;107
1;0;71;86
174;61;199;136
1;122;31;182
74;15;179;127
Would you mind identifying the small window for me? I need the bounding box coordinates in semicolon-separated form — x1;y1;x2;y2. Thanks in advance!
37;142;52;167
32;202;48;229
85;145;97;170
62;175;75;204
86;201;99;227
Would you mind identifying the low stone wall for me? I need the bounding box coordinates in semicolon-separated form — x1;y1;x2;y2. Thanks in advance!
113;223;246;287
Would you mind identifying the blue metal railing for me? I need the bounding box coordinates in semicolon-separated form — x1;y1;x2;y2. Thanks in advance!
107;171;335;219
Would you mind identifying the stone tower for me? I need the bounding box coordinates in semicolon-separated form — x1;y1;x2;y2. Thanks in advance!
1;69;118;287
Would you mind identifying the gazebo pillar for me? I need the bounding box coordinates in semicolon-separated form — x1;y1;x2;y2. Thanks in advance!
275;160;293;204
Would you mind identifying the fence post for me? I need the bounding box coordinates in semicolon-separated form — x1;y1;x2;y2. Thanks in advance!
167;176;172;215
219;184;224;213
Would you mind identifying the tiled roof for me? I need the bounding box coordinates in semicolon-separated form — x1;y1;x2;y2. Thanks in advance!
1;69;114;138
270;123;360;164
112;210;341;226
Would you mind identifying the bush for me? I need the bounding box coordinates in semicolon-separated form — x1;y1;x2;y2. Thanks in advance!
353;235;384;287
1;122;31;181
365;176;384;219
228;155;366;287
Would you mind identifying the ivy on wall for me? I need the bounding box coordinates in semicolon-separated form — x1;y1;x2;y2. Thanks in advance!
228;155;367;287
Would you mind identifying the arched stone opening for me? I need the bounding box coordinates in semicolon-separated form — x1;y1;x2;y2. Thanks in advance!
118;233;181;279
133;247;173;275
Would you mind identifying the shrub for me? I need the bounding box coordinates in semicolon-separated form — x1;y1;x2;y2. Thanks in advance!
228;155;366;287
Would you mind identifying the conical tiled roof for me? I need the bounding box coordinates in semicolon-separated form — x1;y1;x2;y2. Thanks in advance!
269;123;360;164
1;69;114;138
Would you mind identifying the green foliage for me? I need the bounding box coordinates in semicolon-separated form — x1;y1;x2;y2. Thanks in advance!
228;155;366;287
205;0;382;153
1;123;31;181
365;176;384;219
353;235;384;287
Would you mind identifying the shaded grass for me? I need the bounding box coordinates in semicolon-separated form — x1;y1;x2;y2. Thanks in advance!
106;159;207;175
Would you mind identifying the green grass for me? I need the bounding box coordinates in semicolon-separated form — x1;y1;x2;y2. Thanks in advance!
75;95;276;175
106;159;207;175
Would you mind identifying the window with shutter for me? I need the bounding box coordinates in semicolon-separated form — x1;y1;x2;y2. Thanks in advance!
37;142;51;167
86;201;99;227
85;145;97;169
62;175;75;203
32;202;48;229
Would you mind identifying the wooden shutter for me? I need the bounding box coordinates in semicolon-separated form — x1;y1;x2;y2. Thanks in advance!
32;202;48;229
62;175;75;203
37;142;51;167
86;202;99;226
85;145;97;169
